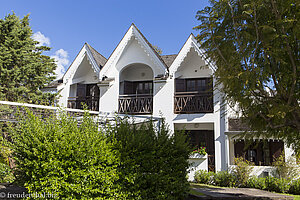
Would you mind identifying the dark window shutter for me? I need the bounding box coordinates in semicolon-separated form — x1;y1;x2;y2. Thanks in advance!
124;81;134;94
175;79;185;92
77;84;86;97
270;141;284;163
234;141;245;159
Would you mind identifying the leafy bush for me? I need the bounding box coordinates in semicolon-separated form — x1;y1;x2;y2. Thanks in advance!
107;118;191;200
265;176;290;193
213;171;236;187
194;170;214;184
289;179;300;195
0;162;14;183
232;157;253;187
246;176;266;190
0;121;15;183
11;111;124;199
272;154;299;180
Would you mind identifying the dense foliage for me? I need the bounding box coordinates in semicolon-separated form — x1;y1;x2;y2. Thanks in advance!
194;170;214;185
0;13;56;105
213;171;236;187
246;176;266;190
106;118;191;200
8;112;191;199
194;0;300;152
0;123;14;183
10;112;124;199
232;157;253;187
289;179;300;195
194;169;300;194
272;154;299;180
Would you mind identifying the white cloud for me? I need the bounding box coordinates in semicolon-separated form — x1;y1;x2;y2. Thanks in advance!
32;32;68;79
51;49;69;79
32;31;50;47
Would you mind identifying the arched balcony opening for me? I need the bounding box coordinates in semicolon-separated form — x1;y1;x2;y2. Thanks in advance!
119;63;154;115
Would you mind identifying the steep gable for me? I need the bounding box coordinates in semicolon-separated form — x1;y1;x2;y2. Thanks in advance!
63;43;106;83
169;34;216;77
100;24;168;79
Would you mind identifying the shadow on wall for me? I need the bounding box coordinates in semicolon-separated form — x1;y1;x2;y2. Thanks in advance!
173;113;206;121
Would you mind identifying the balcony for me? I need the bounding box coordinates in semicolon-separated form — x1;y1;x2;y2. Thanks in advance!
174;92;213;114
67;96;99;111
118;94;153;115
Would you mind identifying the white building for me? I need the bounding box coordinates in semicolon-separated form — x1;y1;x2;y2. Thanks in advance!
55;24;293;179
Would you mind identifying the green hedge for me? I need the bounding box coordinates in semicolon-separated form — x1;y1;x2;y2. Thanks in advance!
289;179;300;195
106;118;191;200
10;112;191;199
246;176;266;190
194;169;300;195
194;170;213;185
265;177;290;193
213;171;236;187
11;112;125;199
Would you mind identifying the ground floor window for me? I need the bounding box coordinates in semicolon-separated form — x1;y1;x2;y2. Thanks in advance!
234;140;284;166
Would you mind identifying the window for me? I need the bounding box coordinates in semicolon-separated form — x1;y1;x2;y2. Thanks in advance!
122;81;153;95
186;79;196;91
175;78;212;93
197;79;207;92
234;140;284;166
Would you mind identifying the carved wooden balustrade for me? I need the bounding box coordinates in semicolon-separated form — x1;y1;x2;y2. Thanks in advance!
118;94;153;115
67;96;99;111
174;92;213;114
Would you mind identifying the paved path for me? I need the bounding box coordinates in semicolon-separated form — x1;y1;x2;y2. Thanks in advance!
190;184;294;200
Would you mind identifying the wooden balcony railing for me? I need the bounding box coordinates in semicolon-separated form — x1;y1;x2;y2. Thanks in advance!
67;96;99;111
174;92;213;114
119;94;153;115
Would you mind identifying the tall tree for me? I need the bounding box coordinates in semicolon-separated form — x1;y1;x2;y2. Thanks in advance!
194;0;299;151
0;13;56;105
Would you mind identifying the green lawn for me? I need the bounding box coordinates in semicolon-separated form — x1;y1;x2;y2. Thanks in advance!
281;193;300;200
189;188;205;197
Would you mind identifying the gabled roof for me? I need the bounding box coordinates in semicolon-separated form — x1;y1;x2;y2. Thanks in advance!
85;43;107;68
161;54;177;68
132;24;168;69
100;23;168;78
169;34;216;75
63;43;107;83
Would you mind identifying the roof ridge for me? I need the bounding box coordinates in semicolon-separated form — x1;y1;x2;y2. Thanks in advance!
131;24;168;70
85;43;107;68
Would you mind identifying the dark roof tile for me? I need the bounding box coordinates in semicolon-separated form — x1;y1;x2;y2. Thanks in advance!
161;54;177;68
86;43;107;68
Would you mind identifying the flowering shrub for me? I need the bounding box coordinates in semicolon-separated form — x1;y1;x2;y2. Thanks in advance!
191;147;207;155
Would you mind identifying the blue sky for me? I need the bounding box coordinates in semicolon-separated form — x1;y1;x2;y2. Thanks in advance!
1;0;209;78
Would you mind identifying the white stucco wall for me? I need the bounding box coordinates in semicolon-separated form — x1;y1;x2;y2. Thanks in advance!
188;155;208;181
175;48;212;79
